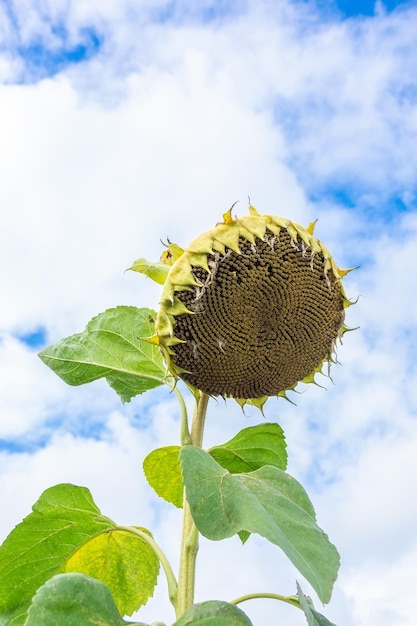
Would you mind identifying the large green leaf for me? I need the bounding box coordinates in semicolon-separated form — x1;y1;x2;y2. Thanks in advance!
180;447;339;604
173;601;253;625
0;603;29;625
209;424;287;473
0;484;159;622
39;307;166;402
0;484;114;618
64;528;159;616
24;573;126;626
296;582;338;626
142;426;287;512
143;446;183;508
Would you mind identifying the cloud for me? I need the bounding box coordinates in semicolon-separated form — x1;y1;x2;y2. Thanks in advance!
342;547;417;626
3;1;416;206
0;73;305;341
317;425;417;626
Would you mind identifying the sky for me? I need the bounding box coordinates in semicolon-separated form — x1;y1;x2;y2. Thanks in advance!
0;0;416;624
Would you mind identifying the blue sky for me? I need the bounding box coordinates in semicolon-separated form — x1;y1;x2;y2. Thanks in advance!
2;0;413;83
321;0;412;16
1;1;417;625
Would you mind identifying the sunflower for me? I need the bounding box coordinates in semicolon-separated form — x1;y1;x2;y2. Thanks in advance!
138;206;352;405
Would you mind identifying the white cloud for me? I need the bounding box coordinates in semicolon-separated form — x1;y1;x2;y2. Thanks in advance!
342;547;417;626
315;424;417;626
0;69;305;339
0;335;67;438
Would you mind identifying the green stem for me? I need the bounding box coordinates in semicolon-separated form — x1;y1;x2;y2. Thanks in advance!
190;391;209;447
176;391;210;617
115;526;178;609
172;385;192;446
231;592;301;609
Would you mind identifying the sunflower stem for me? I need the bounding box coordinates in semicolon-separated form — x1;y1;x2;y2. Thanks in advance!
176;391;209;617
190;391;209;447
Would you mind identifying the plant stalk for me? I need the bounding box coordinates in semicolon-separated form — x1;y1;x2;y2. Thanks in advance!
231;592;301;609
176;391;209;617
172;385;192;446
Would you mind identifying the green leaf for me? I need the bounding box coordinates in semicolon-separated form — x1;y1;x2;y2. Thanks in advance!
143;446;183;508
39;307;166;402
0;484;115;619
209;424;287;473
140;426;286;511
129;258;170;285
210;425;287;544
180;447;339;604
25;573;126;626
296;582;337;626
0;603;30;625
64;528;159;616
173;601;253;625
237;530;250;545
0;485;159;622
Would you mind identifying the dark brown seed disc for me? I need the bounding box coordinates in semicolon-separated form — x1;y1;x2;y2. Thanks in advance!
171;229;345;398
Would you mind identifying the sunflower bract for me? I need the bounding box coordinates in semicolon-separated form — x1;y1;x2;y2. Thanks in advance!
153;207;351;400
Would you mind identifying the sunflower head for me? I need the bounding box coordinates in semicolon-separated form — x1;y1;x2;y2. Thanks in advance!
145;206;353;404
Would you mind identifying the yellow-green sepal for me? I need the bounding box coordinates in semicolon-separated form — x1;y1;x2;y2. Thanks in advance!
128;258;169;285
235;395;269;413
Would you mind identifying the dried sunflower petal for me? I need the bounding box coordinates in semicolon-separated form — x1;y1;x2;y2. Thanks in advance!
152;207;353;401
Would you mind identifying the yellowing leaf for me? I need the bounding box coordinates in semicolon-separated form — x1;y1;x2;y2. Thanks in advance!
143;446;183;508
64;528;159;616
